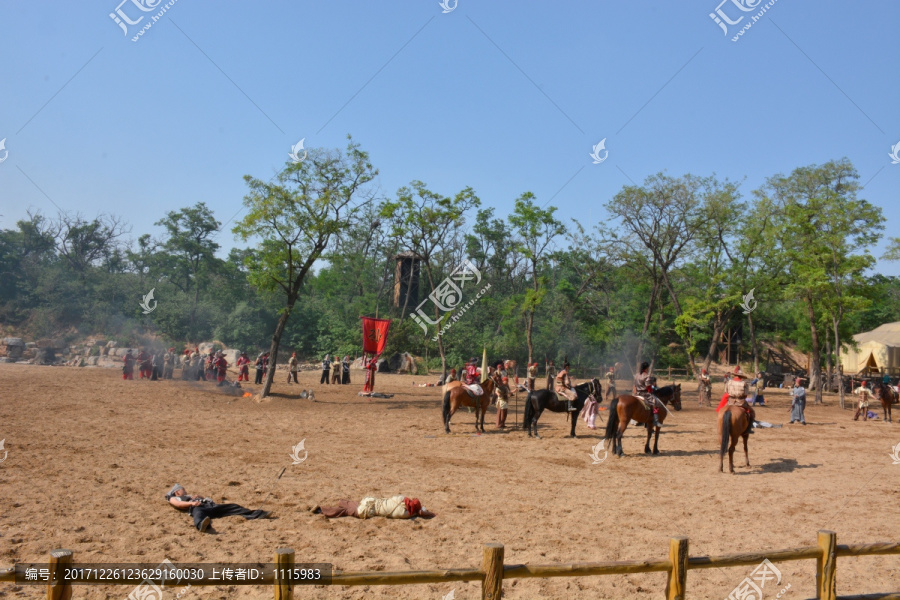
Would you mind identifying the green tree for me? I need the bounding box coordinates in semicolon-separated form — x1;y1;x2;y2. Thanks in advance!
508;193;564;367
155;202;222;341
380;181;480;378
234;138;377;398
761;159;883;404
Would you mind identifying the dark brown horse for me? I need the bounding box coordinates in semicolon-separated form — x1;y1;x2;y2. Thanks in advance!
873;382;897;423
603;385;682;456
523;379;601;438
718;404;751;473
442;374;497;434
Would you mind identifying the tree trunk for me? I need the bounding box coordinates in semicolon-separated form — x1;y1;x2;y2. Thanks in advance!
635;282;660;374
833;316;845;409
748;310;759;374
261;301;294;398
702;309;733;372
825;337;833;393
660;270;697;377
190;283;200;343
805;294;823;404
525;311;534;368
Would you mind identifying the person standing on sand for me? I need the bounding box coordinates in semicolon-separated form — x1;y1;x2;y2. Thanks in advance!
163;348;175;379
236;351;250;382
320;354;331;385
790;379;807;424
122;349;135;380
606;366;617;403
853;381;872;421
331;355;341;384
254;353;265;384
166;484;271;533
287;352;299;384
698;368;712;407
363;355;377;393
214;351;228;385
137;348;151;379
341;355;351;384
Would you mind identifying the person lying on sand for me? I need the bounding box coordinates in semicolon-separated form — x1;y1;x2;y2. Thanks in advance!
313;495;435;519
166;484;272;533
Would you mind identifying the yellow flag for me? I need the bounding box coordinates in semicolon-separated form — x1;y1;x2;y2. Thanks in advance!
481;346;488;383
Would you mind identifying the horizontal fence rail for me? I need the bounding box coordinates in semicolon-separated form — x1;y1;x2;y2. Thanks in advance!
1;530;898;599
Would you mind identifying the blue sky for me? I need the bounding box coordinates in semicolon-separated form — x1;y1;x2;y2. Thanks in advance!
2;1;898;273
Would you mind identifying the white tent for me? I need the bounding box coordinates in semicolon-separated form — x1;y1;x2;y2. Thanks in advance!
840;322;900;375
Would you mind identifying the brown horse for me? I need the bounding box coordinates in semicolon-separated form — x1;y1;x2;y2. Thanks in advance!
442;374;497;434
718;405;751;473
873;382;897;423
603;385;682;456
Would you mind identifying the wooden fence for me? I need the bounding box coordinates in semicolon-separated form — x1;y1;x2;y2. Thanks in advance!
1;530;898;599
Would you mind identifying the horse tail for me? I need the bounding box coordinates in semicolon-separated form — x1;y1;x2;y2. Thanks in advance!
523;390;534;428
720;410;732;457
604;397;620;447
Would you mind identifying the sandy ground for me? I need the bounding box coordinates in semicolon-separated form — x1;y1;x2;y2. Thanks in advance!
0;364;898;599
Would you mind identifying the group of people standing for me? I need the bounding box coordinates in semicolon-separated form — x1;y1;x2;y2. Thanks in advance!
319;354;352;385
121;348;177;380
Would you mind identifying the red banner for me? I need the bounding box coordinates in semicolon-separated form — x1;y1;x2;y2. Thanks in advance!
361;316;391;356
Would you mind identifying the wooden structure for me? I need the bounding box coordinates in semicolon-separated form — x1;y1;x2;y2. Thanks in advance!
722;325;743;365
2;530;898;599
392;251;422;313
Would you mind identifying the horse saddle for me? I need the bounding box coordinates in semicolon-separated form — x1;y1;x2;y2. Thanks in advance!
463;384;483;397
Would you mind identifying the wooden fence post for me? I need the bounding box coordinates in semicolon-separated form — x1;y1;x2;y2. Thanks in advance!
816;530;837;600
482;543;504;600
274;548;294;600
665;537;689;600
47;549;72;600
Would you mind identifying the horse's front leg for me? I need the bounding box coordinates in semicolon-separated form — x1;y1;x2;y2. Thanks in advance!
652;426;660;455
742;433;750;466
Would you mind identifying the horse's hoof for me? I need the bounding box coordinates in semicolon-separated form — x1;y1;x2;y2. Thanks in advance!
652;450;660;455
644;448;651;454
566;434;576;439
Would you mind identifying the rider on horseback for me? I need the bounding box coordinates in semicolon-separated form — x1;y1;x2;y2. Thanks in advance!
634;362;663;429
726;366;755;433
557;362;578;411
